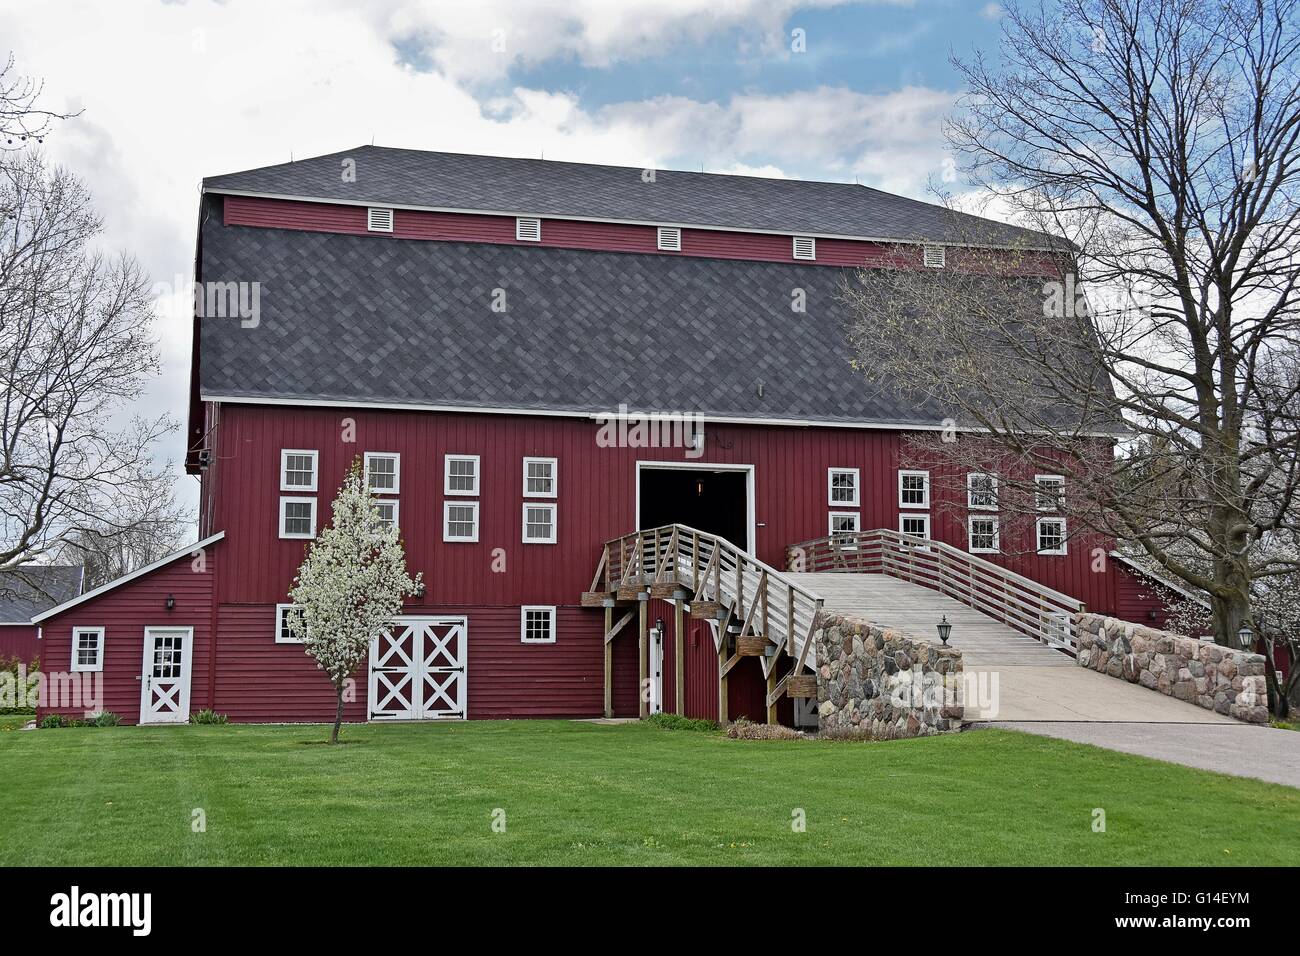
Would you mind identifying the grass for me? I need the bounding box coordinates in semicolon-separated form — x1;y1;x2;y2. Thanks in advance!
0;720;1295;866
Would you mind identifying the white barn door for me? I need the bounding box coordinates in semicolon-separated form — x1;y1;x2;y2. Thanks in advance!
369;617;467;720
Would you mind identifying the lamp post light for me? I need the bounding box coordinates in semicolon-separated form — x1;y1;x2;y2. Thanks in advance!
936;615;952;646
1237;624;1254;650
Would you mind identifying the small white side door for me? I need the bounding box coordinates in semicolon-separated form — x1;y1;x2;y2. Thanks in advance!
648;628;664;714
139;627;193;724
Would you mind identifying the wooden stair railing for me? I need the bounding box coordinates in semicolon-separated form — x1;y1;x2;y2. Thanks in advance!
583;523;825;722
785;528;1084;652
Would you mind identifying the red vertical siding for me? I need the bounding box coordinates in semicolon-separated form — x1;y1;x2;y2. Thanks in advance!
220;196;1061;275
181;402;1129;723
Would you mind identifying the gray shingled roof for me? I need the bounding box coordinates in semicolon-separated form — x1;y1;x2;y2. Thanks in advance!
198;211;1102;430
203;146;1057;249
0;566;83;624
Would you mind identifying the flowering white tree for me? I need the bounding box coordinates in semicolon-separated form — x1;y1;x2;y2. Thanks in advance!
288;459;421;743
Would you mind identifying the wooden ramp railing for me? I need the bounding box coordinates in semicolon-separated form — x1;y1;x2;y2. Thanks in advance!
583;524;824;722
785;528;1084;653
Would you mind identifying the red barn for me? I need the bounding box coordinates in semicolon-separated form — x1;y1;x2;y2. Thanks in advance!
33;147;1165;725
0;566;83;665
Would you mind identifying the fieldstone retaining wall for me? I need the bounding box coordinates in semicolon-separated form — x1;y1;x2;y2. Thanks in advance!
814;612;964;738
1074;613;1269;724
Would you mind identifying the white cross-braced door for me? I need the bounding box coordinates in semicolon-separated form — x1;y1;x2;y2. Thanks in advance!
368;617;467;720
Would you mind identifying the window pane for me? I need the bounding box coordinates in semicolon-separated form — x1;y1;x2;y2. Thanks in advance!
525;505;554;540
448;458;477;492
367;456;396;491
284;454;315;487
284;501;313;535
526;460;554;495
447;504;476;537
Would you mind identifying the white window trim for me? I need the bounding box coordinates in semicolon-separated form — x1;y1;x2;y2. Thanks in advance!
966;473;999;511
827;467;860;507
444;454;480;496
967;515;1001;554
520;605;557;644
515;217;542;241
363;452;401;495
1036;516;1068;555
899;513;931;540
375;499;400;531
1035;474;1065;512
71;626;105;673
275;604;305;645
279;496;318;539
522;456;558;498
522;502;558;544
657;226;682;251
279;449;319;492
898;470;931;509
443;500;480;543
792;235;816;260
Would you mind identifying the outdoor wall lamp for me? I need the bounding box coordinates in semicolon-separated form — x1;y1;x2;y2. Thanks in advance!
165;594;175;611
655;617;664;635
936;615;952;646
1237;625;1254;649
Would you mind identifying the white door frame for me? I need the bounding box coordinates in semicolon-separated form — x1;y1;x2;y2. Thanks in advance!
634;460;757;554
138;626;194;725
368;615;468;721
648;627;664;714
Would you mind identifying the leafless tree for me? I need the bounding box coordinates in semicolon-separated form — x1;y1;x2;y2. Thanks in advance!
0;53;76;149
841;0;1300;647
0;151;177;571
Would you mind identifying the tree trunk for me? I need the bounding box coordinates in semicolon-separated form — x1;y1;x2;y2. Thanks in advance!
1209;555;1251;647
330;685;344;744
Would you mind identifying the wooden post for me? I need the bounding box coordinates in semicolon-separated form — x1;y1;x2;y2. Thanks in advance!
766;667;778;725
718;621;729;724
674;598;685;716
638;599;648;719
603;606;613;719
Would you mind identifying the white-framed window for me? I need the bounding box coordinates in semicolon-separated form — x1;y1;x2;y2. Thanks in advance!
279;496;317;538
275;604;305;644
520;605;557;644
71;626;104;672
364;452;400;494
829;511;860;540
515;217;542;241
899;470;930;509
523;457;557;497
444;501;479;542
1035;474;1065;512
968;515;1000;554
923;244;946;268
280;449;318;492
1037;517;1068;555
899;513;931;541
375;499;399;530
444;455;480;496
827;467;860;506
657;226;682;251
523;503;557;544
966;473;998;511
367;207;394;233
792;236;816;260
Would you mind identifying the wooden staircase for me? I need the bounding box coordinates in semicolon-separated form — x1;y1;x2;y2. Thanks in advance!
582;524;824;722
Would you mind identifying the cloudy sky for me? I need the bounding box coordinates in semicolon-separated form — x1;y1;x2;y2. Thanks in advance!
2;0;1008;526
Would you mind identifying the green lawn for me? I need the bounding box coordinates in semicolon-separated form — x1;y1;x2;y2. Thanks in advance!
0;720;1295;866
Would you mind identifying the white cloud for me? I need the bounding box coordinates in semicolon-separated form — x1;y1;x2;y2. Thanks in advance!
980;3;1004;19
0;0;956;524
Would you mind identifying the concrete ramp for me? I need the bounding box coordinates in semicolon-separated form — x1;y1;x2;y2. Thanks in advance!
787;571;1237;725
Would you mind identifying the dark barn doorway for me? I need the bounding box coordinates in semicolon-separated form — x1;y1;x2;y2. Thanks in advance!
638;467;750;552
